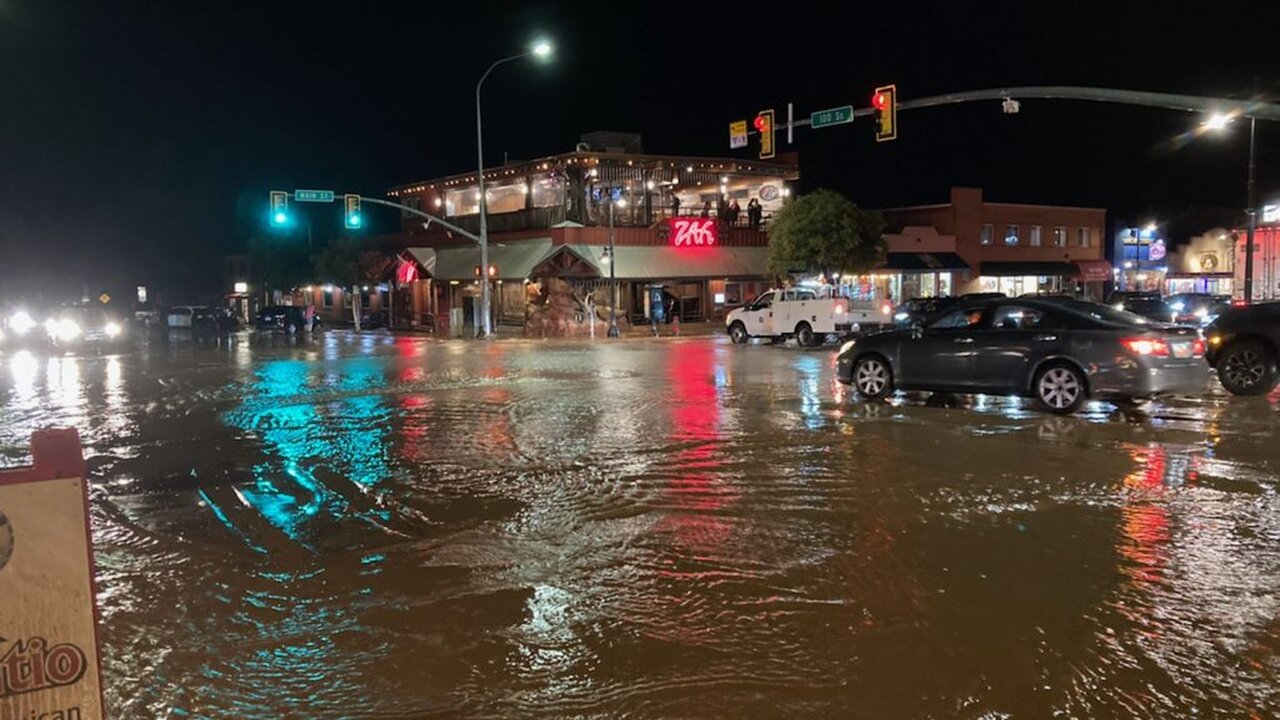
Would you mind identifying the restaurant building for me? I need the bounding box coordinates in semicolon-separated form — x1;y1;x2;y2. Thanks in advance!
880;187;1110;300
377;133;796;335
1164;227;1234;297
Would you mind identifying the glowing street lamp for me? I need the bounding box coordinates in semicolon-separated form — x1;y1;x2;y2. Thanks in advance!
1204;110;1258;302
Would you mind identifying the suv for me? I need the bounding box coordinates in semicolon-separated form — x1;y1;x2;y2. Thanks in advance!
1204;302;1280;395
1108;291;1167;321
256;305;318;333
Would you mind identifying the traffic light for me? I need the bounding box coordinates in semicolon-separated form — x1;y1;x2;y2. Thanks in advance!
872;84;897;142
344;194;362;229
269;190;289;226
755;109;775;159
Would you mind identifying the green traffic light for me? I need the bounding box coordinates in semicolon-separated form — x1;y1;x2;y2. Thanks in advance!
273;211;288;225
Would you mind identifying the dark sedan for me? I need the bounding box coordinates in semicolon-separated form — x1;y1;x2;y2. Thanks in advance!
1204;302;1280;395
836;298;1209;413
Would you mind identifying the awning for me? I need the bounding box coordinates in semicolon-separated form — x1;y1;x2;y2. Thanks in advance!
883;252;969;271
403;247;437;277
532;244;770;280
431;239;554;280
980;261;1077;277
1072;259;1113;282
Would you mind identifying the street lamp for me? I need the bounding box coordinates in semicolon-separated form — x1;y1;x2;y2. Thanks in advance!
607;198;625;338
1204;111;1258;303
474;39;555;337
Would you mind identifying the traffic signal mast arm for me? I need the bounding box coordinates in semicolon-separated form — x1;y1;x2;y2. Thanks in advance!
767;85;1280;134
356;195;482;244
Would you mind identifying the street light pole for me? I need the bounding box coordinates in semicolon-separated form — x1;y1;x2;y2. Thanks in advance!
607;199;621;338
474;40;553;339
1244;115;1258;304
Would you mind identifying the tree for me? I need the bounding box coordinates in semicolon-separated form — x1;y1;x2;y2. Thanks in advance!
766;189;887;280
246;234;311;295
313;236;393;330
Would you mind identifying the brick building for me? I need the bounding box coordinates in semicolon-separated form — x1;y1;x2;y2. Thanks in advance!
881;187;1109;300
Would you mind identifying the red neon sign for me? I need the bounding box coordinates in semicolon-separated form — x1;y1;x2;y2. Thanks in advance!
669;218;718;247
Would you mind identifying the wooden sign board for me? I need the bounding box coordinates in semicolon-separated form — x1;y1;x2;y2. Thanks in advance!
0;429;105;720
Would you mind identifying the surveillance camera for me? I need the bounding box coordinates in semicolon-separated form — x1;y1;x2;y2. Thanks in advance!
1002;98;1021;115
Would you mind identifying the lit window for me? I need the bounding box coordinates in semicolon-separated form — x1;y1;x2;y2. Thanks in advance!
980;224;994;245
1053;226;1067;247
322;290;334;308
1004;224;1019;246
1029;225;1042;246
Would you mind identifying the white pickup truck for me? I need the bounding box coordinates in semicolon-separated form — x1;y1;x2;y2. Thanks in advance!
725;288;893;346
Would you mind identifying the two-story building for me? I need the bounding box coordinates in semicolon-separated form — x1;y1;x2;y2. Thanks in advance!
376;133;797;335
881;187;1109;301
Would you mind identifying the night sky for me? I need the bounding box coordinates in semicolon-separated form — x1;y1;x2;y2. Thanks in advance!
1;1;1277;299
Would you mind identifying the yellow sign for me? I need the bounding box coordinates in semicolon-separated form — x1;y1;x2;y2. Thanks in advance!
0;431;104;720
97;294;109;305
729;120;748;149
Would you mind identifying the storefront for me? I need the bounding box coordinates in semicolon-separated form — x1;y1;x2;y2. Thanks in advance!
1166;273;1233;296
977;262;1075;296
879;251;968;301
1071;259;1113;302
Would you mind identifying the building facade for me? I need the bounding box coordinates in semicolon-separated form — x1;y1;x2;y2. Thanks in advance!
1165;227;1234;296
377;136;797;335
881;187;1109;300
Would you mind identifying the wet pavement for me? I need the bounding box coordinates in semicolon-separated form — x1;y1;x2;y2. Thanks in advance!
1;332;1279;718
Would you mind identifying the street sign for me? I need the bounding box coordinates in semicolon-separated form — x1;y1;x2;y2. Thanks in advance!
811;105;854;128
294;189;335;203
98;293;110;304
729;120;748;149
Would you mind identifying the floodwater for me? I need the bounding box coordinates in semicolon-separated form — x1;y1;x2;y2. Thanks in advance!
1;332;1279;718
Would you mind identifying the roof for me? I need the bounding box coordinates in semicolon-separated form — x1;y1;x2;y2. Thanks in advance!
428;239;554;280
980;261;1078;277
883;252;968;271
404;248;436;276
554;244;770;280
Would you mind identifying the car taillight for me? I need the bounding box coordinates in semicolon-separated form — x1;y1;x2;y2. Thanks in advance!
1191;338;1205;356
1232;299;1247;307
1121;337;1170;357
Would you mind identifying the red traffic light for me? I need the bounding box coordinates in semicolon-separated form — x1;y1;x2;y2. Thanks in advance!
872;92;887;110
753;115;767;132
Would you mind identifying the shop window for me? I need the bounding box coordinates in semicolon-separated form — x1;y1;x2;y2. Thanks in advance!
1077;228;1090;247
361;291;371;308
343;291;353;309
980;224;994;245
323;290;334;308
724;282;743;305
1029;225;1042;246
1004;225;1019;246
1053;226;1067;247
530;175;564;208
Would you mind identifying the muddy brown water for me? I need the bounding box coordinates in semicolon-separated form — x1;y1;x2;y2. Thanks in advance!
1;333;1278;718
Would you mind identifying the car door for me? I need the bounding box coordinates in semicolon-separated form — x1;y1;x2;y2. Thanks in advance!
741;291;776;336
898;306;986;389
971;304;1067;392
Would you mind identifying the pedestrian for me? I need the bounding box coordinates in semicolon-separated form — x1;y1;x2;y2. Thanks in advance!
700;200;711;218
716;195;728;223
747;198;762;229
729;199;741;227
671;193;681;217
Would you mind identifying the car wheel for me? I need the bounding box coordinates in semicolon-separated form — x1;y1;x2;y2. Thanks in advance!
729;322;749;344
1216;339;1277;396
795;322;816;347
853;355;893;400
1034;363;1086;414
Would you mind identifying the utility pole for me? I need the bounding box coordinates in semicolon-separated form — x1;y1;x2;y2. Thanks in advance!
1244;115;1258;304
607;199;621;338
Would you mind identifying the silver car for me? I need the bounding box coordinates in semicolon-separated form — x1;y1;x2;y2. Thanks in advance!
836;298;1209;413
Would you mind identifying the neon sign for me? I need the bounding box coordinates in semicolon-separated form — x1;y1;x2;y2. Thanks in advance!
669;218;718;247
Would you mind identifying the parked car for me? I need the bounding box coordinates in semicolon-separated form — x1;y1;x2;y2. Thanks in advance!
892;296;963;328
44;305;127;349
166;305;208;328
1165;293;1230;326
1203;302;1280;395
2;307;44;349
1108;291;1167;321
836;298;1208;413
256;305;318;333
191;307;240;333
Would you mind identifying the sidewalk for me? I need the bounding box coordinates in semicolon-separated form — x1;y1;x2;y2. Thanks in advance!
370;320;726;341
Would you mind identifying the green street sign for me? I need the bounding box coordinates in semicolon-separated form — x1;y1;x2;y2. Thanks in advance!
811;105;854;128
294;189;335;203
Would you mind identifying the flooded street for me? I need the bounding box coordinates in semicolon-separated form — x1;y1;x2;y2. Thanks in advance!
2;333;1279;718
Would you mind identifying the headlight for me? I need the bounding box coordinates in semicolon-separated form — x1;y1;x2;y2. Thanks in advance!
894;312;909;321
10;311;35;335
50;319;81;341
104;321;122;337
839;340;857;356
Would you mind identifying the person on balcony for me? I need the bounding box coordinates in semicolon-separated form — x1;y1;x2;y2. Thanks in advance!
747;198;762;230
